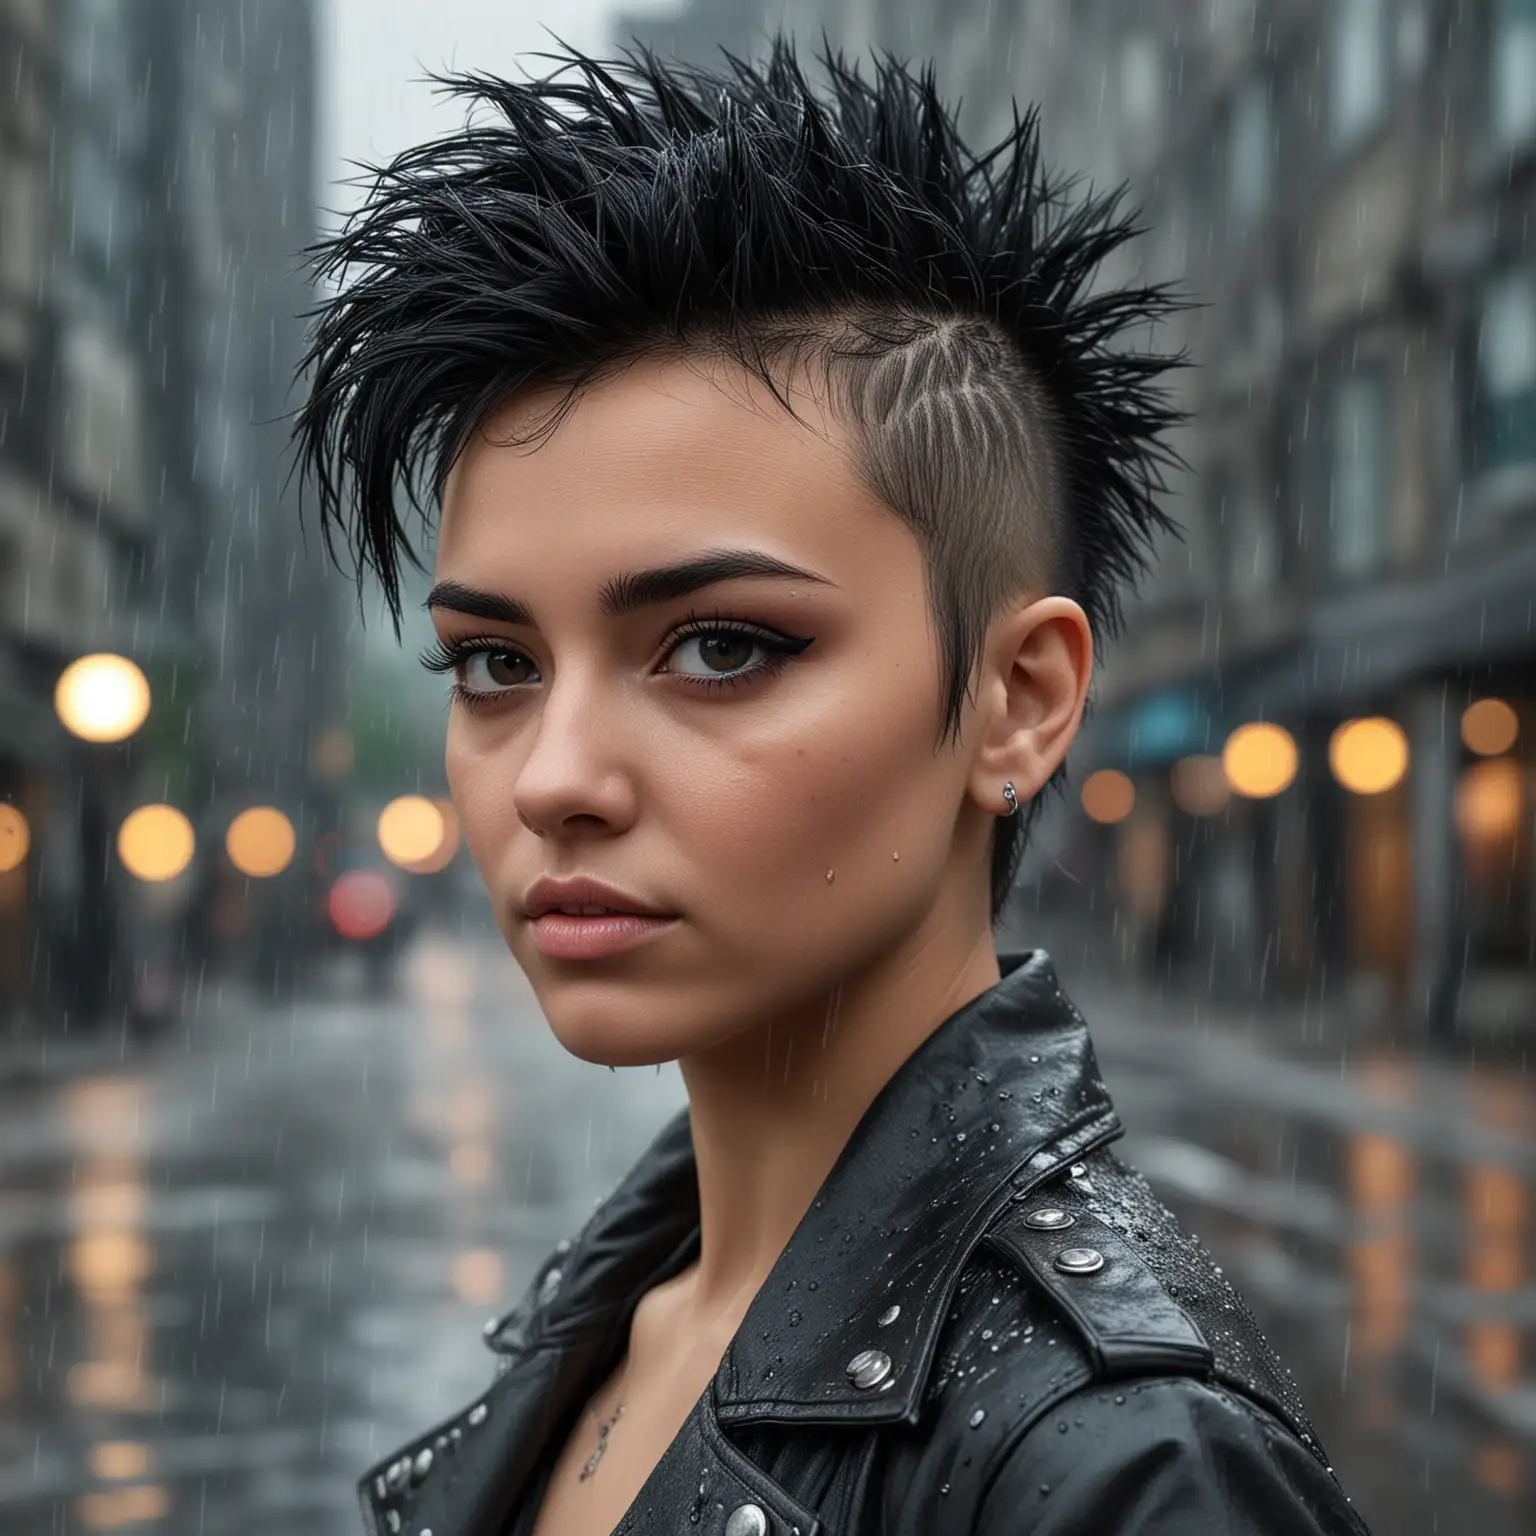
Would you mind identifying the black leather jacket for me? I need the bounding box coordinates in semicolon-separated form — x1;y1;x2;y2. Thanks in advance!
359;950;1374;1535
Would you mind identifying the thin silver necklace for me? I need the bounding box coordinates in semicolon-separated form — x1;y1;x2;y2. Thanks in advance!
579;1362;631;1481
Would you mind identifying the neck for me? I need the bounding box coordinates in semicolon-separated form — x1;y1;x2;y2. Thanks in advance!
668;903;1002;1329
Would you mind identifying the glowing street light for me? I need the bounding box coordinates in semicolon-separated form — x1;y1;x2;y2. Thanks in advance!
0;805;29;873
1081;769;1135;824
1329;717;1409;795
54;654;151;743
378;795;444;869
398;798;461;874
1170;754;1230;817
117;805;195;882
1222;722;1298;798
226;807;296;878
1461;699;1519;757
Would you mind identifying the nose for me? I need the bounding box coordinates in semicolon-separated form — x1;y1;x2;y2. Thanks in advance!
507;670;639;838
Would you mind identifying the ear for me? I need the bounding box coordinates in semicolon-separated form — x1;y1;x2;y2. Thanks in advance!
969;596;1093;811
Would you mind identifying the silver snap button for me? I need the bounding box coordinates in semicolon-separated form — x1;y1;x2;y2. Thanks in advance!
877;1304;901;1326
466;1402;488;1427
724;1503;769;1536
538;1267;563;1304
482;1316;499;1339
410;1447;433;1484
845;1348;893;1388
1054;1247;1105;1275
1024;1207;1075;1230
383;1457;410;1494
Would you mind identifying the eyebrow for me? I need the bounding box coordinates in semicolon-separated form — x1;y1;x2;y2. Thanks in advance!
424;548;838;625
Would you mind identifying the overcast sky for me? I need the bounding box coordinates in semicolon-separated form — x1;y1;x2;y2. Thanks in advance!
318;0;674;221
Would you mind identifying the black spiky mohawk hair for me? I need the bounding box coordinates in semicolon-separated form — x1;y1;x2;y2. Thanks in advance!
291;30;1194;922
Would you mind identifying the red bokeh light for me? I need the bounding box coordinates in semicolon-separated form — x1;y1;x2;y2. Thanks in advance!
327;869;397;940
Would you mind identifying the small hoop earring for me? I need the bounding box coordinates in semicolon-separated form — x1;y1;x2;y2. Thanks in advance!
1001;781;1019;817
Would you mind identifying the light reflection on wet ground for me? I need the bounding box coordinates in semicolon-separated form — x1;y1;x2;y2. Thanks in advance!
1;920;1531;1534
0;925;683;1533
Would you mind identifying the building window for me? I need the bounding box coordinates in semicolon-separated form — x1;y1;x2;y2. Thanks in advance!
1491;0;1536;150
1228;74;1274;229
1328;366;1391;575
1330;0;1391;153
1472;265;1536;476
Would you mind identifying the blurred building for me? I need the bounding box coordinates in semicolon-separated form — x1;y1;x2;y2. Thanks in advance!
0;0;342;1032
1008;0;1536;1045
610;0;1536;1041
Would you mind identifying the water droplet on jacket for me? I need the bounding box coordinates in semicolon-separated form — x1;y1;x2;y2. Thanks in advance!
1039;1485;1051;1496
1056;1420;1068;1433
969;1408;986;1428
939;1483;950;1496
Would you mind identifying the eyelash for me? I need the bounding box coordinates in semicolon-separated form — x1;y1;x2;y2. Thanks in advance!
416;606;814;715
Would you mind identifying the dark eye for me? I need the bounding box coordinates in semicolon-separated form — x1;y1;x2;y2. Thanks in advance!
462;650;534;691
667;630;765;679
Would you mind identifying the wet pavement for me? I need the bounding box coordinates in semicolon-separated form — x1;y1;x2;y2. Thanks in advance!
0;922;684;1534
1;917;1530;1534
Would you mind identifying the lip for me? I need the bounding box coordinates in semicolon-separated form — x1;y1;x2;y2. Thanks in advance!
522;874;674;921
531;912;679;960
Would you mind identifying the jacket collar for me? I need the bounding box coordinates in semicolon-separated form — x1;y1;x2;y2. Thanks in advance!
713;946;1124;1428
369;950;1124;1531
511;949;1121;1414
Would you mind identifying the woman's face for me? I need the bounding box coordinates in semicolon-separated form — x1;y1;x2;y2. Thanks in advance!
432;356;1001;1066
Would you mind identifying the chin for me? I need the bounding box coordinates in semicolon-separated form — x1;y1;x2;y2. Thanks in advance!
546;1018;681;1069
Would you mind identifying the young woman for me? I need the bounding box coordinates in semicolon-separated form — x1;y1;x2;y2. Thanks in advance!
293;35;1373;1536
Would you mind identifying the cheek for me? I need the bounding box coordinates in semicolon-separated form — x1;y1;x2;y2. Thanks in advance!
444;729;518;885
678;694;948;903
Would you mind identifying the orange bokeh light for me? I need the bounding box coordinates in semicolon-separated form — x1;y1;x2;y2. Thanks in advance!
1081;769;1135;824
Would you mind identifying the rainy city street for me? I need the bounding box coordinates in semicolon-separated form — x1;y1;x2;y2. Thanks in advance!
4;1;1536;1533
0;914;1528;1535
0;921;687;1535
